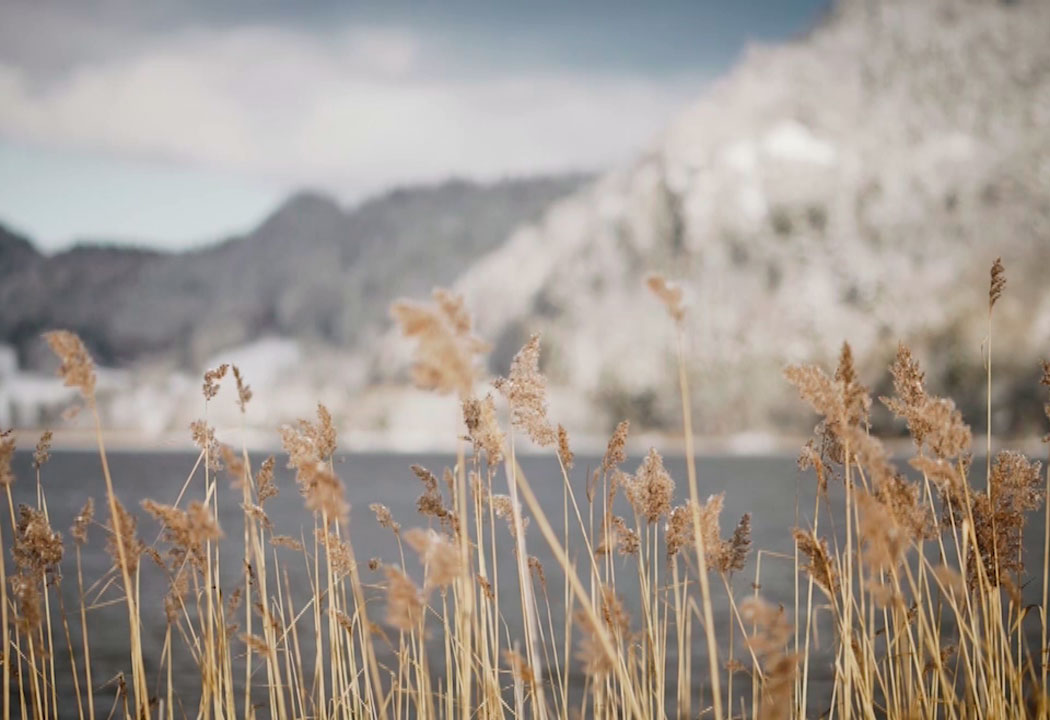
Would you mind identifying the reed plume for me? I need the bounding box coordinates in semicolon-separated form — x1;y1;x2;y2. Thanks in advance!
391;287;488;397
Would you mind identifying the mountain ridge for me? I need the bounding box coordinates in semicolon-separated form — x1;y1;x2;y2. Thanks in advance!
0;173;589;369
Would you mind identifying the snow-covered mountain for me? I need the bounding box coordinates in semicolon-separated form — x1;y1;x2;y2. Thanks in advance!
381;0;1050;438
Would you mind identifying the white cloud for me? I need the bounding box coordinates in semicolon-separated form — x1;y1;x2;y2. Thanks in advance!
0;24;706;198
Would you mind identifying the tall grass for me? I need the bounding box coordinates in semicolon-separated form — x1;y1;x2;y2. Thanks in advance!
0;259;1047;719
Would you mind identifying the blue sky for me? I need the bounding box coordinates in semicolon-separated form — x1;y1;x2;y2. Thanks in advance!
0;0;829;251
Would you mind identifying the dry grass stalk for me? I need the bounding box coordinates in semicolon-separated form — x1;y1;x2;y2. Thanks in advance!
13;264;1050;720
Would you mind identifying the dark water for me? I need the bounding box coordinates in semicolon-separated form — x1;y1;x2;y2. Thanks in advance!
5;450;1048;717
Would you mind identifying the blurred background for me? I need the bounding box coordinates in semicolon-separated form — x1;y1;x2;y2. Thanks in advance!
1;0;1048;451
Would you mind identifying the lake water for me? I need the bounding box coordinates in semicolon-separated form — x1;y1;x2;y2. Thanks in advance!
5;450;1047;717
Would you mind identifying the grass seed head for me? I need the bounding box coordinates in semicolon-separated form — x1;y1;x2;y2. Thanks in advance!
165;569;189;624
601;420;630;473
528;555;546;591
143;499;222;570
241;633;273;658
494;334;558;447
626;448;674;524
0;429;15;487
574;609;615;675
797;440;829;494
72;497;94;545
835;342;871;428
221;444;247;487
14;504;64;574
793;528;838;597
11;572;42;630
241;502;272;531
316;529;354;578
270;535;304;552
190;420;222;471
881;344;972;458
44;330;96;400
490;493;529;539
370;503;400;534
33;429;52;470
232;365;252;412
989;256;1005;309
391;288;488;398
722;513;752;574
600;584;630;636
413;464;458;536
503;650;537;690
462;394;505;463
645;273;686;324
698;493;726;570
202;363;228;401
597;515;639;556
106;498;144;575
404;527;462;589
256;456;278;504
557;424;574;470
857;491;909;571
299;462;350;523
384;566;423;630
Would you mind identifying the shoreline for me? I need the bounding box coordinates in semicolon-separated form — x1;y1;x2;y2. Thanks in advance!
13;427;1048;459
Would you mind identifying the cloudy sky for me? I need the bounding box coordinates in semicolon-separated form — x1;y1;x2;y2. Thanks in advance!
0;0;828;251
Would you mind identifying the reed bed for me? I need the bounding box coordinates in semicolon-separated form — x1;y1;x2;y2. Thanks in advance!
1;258;1048;719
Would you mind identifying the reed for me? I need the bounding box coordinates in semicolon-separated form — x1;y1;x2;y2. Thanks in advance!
0;259;1046;719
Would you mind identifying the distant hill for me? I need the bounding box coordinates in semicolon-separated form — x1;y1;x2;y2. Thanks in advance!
0;175;587;369
376;0;1050;437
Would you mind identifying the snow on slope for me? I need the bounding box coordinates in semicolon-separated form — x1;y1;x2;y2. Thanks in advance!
385;0;1050;436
